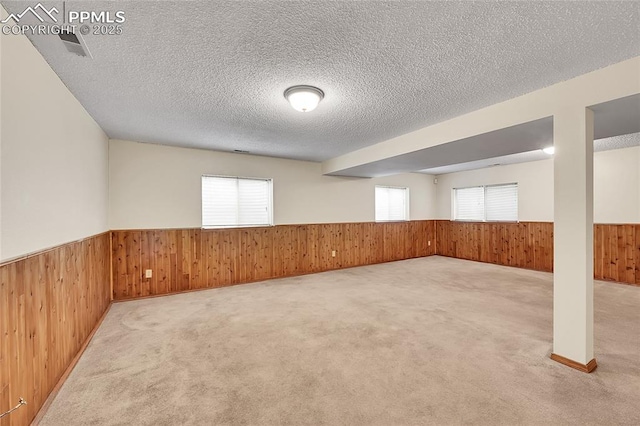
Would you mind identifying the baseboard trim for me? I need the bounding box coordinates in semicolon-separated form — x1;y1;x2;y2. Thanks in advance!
31;302;113;425
550;353;598;373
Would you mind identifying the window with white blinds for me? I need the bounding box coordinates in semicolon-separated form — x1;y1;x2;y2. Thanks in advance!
375;186;409;222
454;186;485;221
202;176;273;228
485;183;518;221
453;183;518;222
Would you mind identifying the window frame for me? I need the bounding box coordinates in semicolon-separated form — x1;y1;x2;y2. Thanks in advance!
201;174;274;229
374;185;410;223
452;182;518;223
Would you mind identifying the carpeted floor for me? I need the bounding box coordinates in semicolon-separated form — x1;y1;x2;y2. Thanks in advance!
41;256;640;425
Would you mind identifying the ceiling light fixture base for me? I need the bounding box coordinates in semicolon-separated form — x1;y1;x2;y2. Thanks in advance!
284;85;324;113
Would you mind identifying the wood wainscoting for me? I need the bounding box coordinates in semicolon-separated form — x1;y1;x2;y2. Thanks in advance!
435;221;554;272
111;221;436;301
0;233;111;426
435;221;640;286
594;224;640;285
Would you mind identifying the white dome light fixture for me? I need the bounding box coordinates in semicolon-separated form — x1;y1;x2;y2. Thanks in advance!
542;146;555;155
284;85;324;113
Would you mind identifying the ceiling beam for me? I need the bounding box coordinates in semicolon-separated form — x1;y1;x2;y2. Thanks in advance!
322;56;640;177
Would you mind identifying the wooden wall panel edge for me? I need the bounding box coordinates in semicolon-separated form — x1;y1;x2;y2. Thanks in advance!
109;232;114;302
0;231;111;268
111;220;434;233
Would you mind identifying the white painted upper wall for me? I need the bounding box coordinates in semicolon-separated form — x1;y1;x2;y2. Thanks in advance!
2;0;636;255
0;8;109;261
109;139;435;230
593;146;640;223
435;159;554;222
434;146;640;223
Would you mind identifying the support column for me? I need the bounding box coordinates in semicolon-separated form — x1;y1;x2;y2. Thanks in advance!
551;107;596;373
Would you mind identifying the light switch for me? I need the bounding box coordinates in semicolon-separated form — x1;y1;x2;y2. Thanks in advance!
145;269;152;278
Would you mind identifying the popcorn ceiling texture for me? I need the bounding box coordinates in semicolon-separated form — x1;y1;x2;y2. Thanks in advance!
597;132;640;152
9;0;640;161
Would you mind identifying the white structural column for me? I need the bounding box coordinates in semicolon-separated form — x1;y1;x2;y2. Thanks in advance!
552;107;596;372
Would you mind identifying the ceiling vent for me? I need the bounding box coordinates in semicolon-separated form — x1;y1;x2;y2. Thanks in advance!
59;29;92;58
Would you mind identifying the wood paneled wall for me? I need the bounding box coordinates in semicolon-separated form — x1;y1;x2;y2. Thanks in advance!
2;220;636;425
111;221;435;300
594;224;640;285
435;220;640;285
0;233;111;426
435;221;554;272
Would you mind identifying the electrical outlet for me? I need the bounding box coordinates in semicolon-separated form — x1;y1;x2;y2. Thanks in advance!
331;250;336;257
428;241;431;246
145;269;152;278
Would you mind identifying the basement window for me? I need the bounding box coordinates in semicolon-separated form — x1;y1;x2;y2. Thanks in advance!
375;186;409;222
202;175;273;228
453;183;518;222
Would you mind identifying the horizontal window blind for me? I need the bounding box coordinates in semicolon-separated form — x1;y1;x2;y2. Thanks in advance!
375;186;409;221
453;183;518;222
202;176;272;228
454;186;485;221
485;183;518;221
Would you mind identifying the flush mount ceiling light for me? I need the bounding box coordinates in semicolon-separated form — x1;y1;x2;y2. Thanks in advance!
284;85;324;113
542;146;555;155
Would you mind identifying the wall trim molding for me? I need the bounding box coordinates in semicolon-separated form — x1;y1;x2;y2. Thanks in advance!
550;353;598;373
0;231;111;267
110;220;431;233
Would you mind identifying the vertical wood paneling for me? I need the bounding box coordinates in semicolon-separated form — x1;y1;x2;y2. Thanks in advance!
636;226;640;286
436;221;640;286
111;221;436;301
593;224;639;285
0;233;111;426
2;220;636;426
436;221;554;271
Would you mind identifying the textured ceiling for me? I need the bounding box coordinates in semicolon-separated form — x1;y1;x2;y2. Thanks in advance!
4;0;640;161
328;117;554;177
420;132;640;175
350;94;640;177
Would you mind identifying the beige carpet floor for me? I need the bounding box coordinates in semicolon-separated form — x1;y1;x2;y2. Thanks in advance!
41;256;640;425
